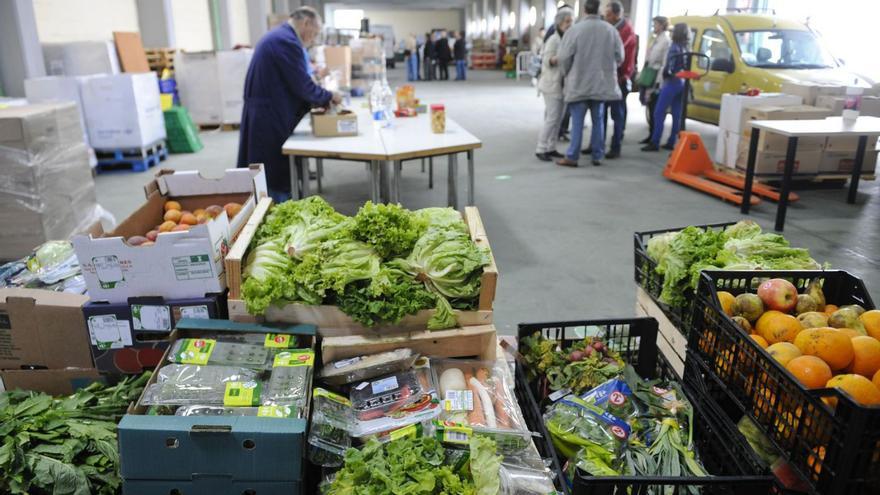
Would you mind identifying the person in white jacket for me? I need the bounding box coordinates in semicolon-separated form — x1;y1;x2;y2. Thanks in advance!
535;9;575;161
639;16;671;144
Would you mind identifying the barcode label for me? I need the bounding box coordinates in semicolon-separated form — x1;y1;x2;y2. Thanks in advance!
548;388;571;402
443;430;470;444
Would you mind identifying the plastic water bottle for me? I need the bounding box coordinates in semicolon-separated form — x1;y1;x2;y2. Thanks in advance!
380;80;394;125
369;81;383;121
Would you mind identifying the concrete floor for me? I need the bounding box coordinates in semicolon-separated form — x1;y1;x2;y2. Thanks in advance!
95;68;880;334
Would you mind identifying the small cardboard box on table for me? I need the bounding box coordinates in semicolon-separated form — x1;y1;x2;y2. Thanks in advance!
72;165;268;304
0;288;100;395
80;72;166;150
310;109;358;137
175;49;253;126
0;102;100;260
118;318;316;495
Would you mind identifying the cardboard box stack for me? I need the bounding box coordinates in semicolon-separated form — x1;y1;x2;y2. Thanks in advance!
0;289;99;395
323;45;352;88
350;38;385;91
24;76;92;147
42;41;121;76
0;102;101;260
714;93;802;170
175;49;253;126
81;72;166;150
735;105;833;175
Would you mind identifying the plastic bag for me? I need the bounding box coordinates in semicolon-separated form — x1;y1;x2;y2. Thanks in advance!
499;463;557;495
168;338;273;369
544;395;629;462
351;369;426;421
141;364;265;406
264;350;314;408
319;348;418;386
175;404;296;418
308;388;354;467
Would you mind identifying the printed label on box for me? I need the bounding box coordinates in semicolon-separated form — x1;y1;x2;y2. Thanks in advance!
224;381;262;407
370;376;399;395
87;315;133;350
178;305;210;319
337;119;357;134
132;305;171;331
444;390;474;412
264;333;293;349
389;424;419;441
257;404;295;418
272;350;315;368
177;338;215;365
440;425;472;444
92;255;125;289
172;255;214;281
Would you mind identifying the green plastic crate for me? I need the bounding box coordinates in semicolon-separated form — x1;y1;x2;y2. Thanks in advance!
163;107;203;153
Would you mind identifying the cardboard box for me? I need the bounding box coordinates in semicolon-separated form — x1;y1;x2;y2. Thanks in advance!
714;129;740;168
81;72;166;150
84;293;226;374
718;93;802;133
819;149;879;174
118;319;316;483
740;105;831;151
24;76;92;146
310;109;358;137
0;288;93;369
323;46;352;87
113;31;150;73
0;368;102;395
175;50;253;125
0;101;84;155
780;82;845;106
818;95;880;116
73;165;267;303
736;148;822;175
122;480;300;495
42;41;121;76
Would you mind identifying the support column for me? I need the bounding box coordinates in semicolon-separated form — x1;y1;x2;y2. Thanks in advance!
0;0;45;97
532;0;545;42
137;0;176;48
247;0;269;46
210;0;235;50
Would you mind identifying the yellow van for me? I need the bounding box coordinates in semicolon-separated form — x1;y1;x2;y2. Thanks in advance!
670;13;874;124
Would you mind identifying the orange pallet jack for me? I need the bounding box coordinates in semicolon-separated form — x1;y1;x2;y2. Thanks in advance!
662;131;799;206
660;52;798;207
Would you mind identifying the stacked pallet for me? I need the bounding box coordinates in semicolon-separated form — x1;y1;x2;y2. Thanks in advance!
145;48;176;75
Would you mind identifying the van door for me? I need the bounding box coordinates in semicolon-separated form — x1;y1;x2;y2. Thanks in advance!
690;28;736;123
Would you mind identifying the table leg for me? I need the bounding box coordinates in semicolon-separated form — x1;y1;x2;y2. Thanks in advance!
380;161;391;203
774;136;799;232
467;149;475;205
392;160;402;203
447;153;458;209
300;158;311;198
289;156;301;199
429;157;434;189
848;135;868;204
740;129;760;214
370;161;381;203
421;158;426;173
316;158;323;194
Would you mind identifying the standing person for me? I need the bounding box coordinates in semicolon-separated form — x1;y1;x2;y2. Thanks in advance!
639;16;671;143
435;30;452;80
404;33;418;81
423;32;435;81
535;9;574;161
555;0;623;167
453;31;467;80
237;7;341;202
642;22;688;152
602;1;636;159
532;28;545;55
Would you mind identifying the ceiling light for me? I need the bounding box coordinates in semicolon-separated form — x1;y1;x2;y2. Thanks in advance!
529;6;537;26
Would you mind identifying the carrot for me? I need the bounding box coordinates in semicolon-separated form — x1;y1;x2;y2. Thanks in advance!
464;371;485;426
493;378;512;428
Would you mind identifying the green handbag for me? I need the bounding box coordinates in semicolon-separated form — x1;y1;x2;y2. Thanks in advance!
637;66;658;88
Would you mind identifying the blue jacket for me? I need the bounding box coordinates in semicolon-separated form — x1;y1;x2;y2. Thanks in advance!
237;23;332;192
663;43;687;79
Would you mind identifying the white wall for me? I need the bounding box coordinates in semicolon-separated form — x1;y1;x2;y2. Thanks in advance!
361;9;464;39
230;0;251;46
171;0;214;51
34;0;139;42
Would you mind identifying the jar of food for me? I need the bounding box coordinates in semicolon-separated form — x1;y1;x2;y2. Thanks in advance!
430;104;446;133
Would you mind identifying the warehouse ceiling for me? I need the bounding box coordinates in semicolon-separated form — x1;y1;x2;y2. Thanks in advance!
328;0;469;9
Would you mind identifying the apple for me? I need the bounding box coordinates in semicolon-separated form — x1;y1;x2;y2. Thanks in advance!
757;278;798;313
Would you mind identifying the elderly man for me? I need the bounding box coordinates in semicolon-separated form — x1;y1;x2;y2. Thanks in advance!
604;1;636;158
237;7;341;202
555;0;623;167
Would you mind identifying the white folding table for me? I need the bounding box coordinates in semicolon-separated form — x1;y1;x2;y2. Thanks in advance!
741;117;880;231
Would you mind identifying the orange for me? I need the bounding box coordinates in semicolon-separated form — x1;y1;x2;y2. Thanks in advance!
846;336;880;378
824;304;839;316
164;209;182;222
766;342;802;366
874;369;880;390
750;334;769;348
793;327;855;371
861;310;880;340
756;311;803;344
834;328;861;339
825;374;880;406
164;200;182;212
786;356;832;389
717;291;736;316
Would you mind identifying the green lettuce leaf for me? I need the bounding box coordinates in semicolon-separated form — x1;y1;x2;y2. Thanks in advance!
415;207;468;234
350;202;426;259
469;436;501;495
337;265;436;327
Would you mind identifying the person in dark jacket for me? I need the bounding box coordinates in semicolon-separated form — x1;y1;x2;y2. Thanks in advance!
237;7;340;202
423;31;436;81
453;31;467;80
642;22;688;151
605;2;637;158
435;30;452;80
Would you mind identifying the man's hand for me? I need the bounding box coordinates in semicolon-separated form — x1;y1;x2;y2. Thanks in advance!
331;92;343;105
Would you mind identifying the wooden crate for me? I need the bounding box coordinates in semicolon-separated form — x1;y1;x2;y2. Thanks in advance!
635;287;685;377
321;325;497;364
225;198;498;336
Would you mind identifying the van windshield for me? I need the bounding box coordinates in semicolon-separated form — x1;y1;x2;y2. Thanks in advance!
735;29;838;69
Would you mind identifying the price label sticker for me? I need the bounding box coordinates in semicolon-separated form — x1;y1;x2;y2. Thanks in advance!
257;405;294;418
224;381;262;407
264;333;294;349
444;390;474;411
177;338;216;365
272;350;315;368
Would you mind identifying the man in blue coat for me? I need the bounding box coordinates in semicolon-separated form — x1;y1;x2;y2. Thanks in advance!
237;7;341;202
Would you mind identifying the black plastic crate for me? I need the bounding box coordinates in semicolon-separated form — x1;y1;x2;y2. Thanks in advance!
633;222;736;337
516;318;776;495
690;269;879;495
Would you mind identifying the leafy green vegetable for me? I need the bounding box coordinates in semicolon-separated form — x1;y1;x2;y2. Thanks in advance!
520;332;624;395
241;239;297;314
336;265;436;327
255;196;343;245
415;207;468;234
283;215;351;260
0;374;150;495
351;202;426;259
469;436;501;495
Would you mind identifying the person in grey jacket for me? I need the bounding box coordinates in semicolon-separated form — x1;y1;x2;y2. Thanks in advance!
555;0;623;167
535;9;574;161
